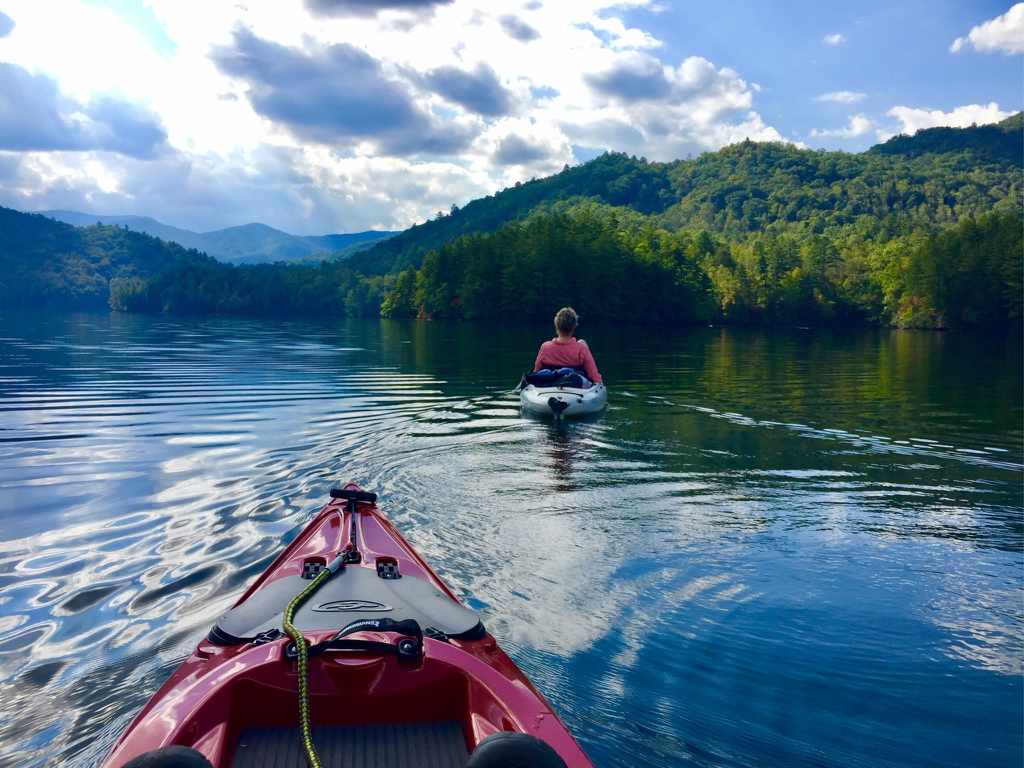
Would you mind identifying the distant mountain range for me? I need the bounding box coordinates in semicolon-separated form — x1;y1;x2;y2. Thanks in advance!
39;210;397;265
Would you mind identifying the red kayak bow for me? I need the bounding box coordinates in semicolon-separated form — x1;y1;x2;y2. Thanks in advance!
103;484;592;768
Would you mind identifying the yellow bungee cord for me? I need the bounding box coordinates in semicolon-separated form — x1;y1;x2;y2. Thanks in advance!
282;555;345;768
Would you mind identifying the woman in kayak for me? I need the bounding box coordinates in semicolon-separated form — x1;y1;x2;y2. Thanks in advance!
533;306;602;385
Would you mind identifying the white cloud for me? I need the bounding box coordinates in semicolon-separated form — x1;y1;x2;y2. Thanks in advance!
2;146;497;234
810;114;873;139
887;102;1013;134
0;1;169;104
950;3;1024;54
574;52;794;158
815;90;866;104
822;33;846;46
477;116;573;177
0;0;794;231
587;14;663;49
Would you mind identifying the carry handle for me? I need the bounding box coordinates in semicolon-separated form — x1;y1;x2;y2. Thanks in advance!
284;618;424;661
330;488;378;503
334;617;422;641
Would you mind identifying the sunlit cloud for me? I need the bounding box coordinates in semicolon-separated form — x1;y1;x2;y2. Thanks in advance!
810;113;873;139
0;0;798;232
950;3;1024;54
887;102;1012;134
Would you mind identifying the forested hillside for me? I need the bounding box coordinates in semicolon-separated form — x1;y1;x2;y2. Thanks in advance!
109;257;389;318
371;116;1023;330
352;112;1022;275
349;152;675;275
657;140;1018;234
0;207;207;309
869;113;1023;164
379;202;1020;329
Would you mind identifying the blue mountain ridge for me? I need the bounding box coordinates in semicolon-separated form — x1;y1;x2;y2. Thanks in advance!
39;210;396;264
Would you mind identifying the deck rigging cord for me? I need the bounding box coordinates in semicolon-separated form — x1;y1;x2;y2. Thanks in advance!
282;486;375;768
282;555;342;768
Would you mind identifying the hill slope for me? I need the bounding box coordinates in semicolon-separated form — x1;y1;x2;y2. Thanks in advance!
657;138;1019;234
379;201;1020;330
40;210;396;265
349;152;675;274
352;115;1022;274
869;111;1023;164
0;207;209;309
39;211;206;251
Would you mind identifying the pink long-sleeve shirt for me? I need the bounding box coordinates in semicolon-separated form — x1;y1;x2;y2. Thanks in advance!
533;337;603;383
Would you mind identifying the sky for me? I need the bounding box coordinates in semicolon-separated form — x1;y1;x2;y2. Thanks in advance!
0;0;1020;234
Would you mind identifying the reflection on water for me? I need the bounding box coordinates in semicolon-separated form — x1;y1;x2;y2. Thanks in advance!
0;312;1020;768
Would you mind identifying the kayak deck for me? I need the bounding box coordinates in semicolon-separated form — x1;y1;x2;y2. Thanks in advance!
105;485;592;767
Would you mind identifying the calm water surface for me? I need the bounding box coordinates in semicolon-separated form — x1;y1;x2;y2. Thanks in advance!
0;312;1020;768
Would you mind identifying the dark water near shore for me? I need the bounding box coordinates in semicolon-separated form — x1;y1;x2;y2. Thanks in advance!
0;312;1020;768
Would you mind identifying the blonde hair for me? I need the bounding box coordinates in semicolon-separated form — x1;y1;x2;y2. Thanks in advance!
554;307;578;334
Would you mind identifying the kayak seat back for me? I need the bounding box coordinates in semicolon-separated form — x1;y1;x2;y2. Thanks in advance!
210;566;483;645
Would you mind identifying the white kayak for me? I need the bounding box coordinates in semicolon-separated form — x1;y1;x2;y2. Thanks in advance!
520;382;608;418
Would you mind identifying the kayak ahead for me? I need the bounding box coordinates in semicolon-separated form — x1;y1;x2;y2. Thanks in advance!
520;382;608;419
104;484;591;768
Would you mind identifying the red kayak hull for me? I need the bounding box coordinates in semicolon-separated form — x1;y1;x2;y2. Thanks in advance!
103;484;592;767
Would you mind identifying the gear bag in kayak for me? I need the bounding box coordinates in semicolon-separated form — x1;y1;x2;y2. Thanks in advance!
523;367;593;389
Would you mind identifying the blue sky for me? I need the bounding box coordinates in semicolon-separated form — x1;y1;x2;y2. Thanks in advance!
84;0;177;55
0;0;1019;233
620;0;1022;148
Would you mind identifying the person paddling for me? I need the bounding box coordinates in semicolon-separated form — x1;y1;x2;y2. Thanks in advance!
532;307;602;386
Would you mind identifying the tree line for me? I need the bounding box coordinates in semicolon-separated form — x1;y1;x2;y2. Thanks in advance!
105;194;1022;331
378;202;1021;329
110;259;391;318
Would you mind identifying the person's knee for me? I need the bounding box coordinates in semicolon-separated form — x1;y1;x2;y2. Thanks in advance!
121;746;214;768
466;732;568;768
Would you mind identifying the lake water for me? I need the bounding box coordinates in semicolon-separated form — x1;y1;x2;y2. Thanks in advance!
0;312;1020;768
